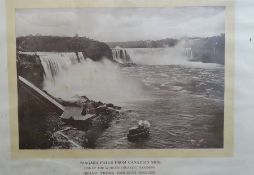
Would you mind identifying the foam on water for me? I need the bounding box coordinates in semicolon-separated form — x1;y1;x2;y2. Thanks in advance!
126;48;222;68
38;53;144;104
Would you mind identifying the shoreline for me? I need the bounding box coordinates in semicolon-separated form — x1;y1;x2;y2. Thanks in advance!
52;96;122;149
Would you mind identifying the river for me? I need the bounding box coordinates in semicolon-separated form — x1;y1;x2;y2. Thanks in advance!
37;48;224;149
96;63;224;149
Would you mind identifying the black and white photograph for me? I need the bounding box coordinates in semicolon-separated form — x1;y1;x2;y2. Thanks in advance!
16;7;225;149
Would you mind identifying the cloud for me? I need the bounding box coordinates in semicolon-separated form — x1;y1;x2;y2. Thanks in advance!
15;7;225;41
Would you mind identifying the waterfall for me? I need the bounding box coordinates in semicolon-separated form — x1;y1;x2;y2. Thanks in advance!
23;51;143;104
37;52;85;80
126;48;220;68
126;48;192;65
112;48;131;63
183;47;193;59
114;47;195;66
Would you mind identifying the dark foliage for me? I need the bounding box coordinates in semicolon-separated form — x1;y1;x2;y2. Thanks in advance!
107;38;179;48
17;35;113;61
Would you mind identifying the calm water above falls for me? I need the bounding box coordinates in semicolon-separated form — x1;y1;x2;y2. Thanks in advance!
96;64;224;149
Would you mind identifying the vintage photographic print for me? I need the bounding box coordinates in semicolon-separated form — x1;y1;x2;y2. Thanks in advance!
16;7;226;150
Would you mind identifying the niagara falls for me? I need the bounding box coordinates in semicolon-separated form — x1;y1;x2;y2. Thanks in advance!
15;7;225;149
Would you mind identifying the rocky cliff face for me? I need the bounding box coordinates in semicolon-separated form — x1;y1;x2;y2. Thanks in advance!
16;35;114;87
17;53;45;88
16;36;120;149
83;41;113;61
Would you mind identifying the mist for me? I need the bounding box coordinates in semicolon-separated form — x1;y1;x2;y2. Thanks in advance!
43;58;144;105
127;47;190;65
126;45;222;68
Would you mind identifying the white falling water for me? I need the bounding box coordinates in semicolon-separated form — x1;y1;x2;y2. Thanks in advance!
126;47;220;68
183;48;193;59
38;52;85;81
112;48;131;63
35;52;143;104
126;48;190;65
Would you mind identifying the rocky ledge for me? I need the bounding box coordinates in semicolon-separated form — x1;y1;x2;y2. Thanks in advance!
51;96;121;149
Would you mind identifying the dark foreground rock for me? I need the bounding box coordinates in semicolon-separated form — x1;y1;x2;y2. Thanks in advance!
51;96;121;149
17;53;45;88
118;62;137;67
18;77;121;149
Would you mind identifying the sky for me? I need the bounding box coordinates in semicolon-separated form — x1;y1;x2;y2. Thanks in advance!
16;7;225;42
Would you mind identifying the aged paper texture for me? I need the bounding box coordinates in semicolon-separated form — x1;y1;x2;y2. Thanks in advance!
6;0;234;159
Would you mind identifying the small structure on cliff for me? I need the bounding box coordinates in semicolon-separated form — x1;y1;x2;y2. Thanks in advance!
60;106;96;129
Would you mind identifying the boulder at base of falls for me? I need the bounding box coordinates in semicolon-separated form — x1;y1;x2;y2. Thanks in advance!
53;95;121;148
59;95;121;126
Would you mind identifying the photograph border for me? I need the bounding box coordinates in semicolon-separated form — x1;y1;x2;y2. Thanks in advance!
6;0;235;159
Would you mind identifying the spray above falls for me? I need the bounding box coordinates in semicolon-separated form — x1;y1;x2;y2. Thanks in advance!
126;47;193;65
38;52;85;81
34;52;143;104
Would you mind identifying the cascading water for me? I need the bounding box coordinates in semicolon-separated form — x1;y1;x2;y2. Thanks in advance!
126;47;220;68
31;47;217;105
35;52;143;104
125;48;192;65
183;48;193;59
21;47;223;149
112;48;131;63
38;52;85;81
111;45;195;65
